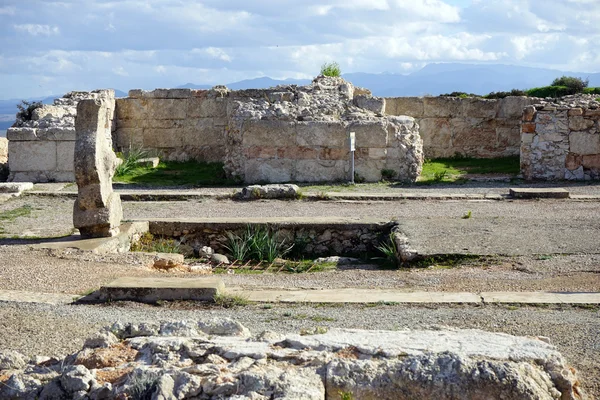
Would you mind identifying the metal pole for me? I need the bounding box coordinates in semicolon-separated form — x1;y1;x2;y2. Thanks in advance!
350;149;355;184
349;131;355;184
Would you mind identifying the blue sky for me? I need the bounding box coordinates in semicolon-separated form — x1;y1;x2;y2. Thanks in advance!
1;0;599;99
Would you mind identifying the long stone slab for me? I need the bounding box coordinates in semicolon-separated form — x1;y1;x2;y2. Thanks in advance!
509;187;570;199
81;277;225;303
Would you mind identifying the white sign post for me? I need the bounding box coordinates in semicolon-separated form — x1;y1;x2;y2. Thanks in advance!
349;132;356;184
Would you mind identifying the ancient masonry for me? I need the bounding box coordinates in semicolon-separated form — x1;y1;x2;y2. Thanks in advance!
521;94;600;180
72;90;123;238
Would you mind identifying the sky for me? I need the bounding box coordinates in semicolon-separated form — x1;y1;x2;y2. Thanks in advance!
1;0;599;99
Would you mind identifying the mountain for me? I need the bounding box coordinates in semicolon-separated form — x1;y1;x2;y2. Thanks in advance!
178;83;212;90
177;77;311;91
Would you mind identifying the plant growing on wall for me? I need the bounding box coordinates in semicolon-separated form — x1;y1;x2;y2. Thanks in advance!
320;62;341;77
16;100;43;122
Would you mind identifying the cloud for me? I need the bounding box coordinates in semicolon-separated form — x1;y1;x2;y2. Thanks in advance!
13;24;60;36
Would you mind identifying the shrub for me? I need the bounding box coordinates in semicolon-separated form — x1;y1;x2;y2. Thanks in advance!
380;169;397;181
583;87;600;95
551;76;588;93
320;62;341;77
440;92;477;98
484;89;526;99
526;86;574;98
16;100;43;122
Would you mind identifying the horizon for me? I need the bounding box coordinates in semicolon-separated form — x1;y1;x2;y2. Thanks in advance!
1;0;599;100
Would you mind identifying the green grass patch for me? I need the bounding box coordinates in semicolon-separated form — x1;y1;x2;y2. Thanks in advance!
419;156;519;184
113;160;235;187
0;204;33;234
213;293;250;308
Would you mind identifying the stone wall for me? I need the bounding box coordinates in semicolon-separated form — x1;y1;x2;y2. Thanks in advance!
521;95;600;180
0;137;7;181
114;88;228;162
385;96;537;158
6;91;113;182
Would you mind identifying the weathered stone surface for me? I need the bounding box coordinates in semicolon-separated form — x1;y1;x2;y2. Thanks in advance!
569;116;595;131
244;159;293;183
1;321;587;400
0;350;27;370
153;253;185;270
384;97;424;118
73;95;123;237
296;121;347;147
353;94;385;114
240;184;300;199
570;132;600;155
0;182;33;193
8;141;57;172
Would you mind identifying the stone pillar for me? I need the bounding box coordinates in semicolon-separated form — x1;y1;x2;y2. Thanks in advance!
73;91;122;237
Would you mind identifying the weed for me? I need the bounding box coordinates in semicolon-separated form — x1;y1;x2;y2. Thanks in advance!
225;225;293;263
375;233;400;268
311;315;336;322
316;191;331;200
433;170;448;182
320;62;341;77
262;304;273;310
115;146;149;177
295;190;306;200
536;254;553;261
380;169;397;181
127;370;161;400
353;172;365;184
339;391;354;400
462;210;472;219
300;326;328;335
16;100;43;122
214;293;250;308
130;232;181;254
251;187;262;199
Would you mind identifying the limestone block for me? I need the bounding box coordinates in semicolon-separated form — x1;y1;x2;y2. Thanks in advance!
183;119;225;146
497;127;521;149
570;132;600;155
296;121;347;147
294;159;347;182
115;98;146;120
56;141;75;172
368;147;387;160
521;122;536;133
461;98;497;118
143;128;183;148
244;159;292;183
244;146;278;159
150;88;192;99
356;159;385;181
498;97;534;118
568;108;583;116
8;141;57;172
114;128;144;148
584;108;600;117
186;97;228;118
136;157;160;168
242;120;296;147
37;127;76;141
353;95;385;114
74;97;122;237
522;105;537;122
582;154;600;169
569;116;595;131
347;120;388;148
6;127;37;141
319;147;348;160
451;118;497;148
419;118;452;149
384;97;424;118
145;99;187;120
423;97;462;118
566;153;583;170
276;146;318;160
32;105;68;121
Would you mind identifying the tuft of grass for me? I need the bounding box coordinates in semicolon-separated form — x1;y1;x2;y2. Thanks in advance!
131;232;181;253
300;326;328;335
339;391;354;400
375;233;400;268
214;292;250;308
462;210;472;219
115;147;149;177
113;160;234;187
320;62;341;77
224;225;293;263
0;204;34;234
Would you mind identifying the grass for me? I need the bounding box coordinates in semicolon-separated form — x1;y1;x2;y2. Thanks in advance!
224;225;293;263
462;210;472;219
130;232;181;254
113;160;235;187
321;62;341;77
375;233;400;268
213;292;250;308
419;156;519;184
115;147;150;177
0;204;34;234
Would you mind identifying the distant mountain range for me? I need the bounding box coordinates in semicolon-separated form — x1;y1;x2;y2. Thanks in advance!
2;63;600;134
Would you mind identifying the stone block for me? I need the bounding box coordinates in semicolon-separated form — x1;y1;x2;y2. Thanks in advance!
568;108;583;116
244;146;278;159
37;127;76;141
368;148;387;160
114;128;144;148
32;105;68;121
582;154;600;169
419;118;452;149
115;98;146;120
347;120;388;148
0;137;6;164
296;121;347;147
566;153;583;170
277;147;318;160
570;132;600;155
498;97;534;118
423;97;462;118
319;147;348;160
136;157;160;168
244;159;292;183
294;160;347;182
522;106;537;122
355;160;386;182
353;95;385;114
6;127;37;141
569;116;595;131
143;128;183;148
461;98;497;118
8;141;57;172
521;123;536;133
145;99;187;120
584;108;600;117
243;120;296;147
451;118;497;148
497;127;521;148
186;97;228;118
384;97;424;118
183;119;225;146
56;142;75;172
150;88;192;99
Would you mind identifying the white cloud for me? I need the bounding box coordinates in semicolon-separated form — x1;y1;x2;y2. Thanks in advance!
112;66;128;76
13;24;60;36
0;6;15;15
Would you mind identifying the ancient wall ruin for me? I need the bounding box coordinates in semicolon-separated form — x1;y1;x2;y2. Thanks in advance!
521;95;600;180
385;96;536;158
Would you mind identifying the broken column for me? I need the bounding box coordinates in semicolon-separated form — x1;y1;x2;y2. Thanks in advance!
73;90;122;237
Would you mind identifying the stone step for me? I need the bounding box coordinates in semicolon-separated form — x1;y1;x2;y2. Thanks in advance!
79;277;225;303
509;187;569;199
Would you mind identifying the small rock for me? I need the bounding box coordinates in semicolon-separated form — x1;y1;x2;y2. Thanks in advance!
188;264;213;274
0;350;27;370
197;318;251;337
240;184;301;200
135;157;160;168
60;365;93;393
84;330;119;349
199;246;214;258
314;256;359;265
0;182;34;194
178;244;195;258
210;253;230;265
153;253;185;270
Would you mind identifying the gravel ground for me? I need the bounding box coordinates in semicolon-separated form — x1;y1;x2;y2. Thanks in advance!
0;301;597;397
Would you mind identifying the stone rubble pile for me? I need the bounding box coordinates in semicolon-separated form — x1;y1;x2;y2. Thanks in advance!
0;319;587;399
532;94;600;110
